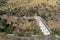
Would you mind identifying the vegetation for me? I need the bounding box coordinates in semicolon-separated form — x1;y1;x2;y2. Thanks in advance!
0;18;7;26
18;29;43;36
0;17;43;36
0;10;6;15
4;24;13;34
0;18;13;34
0;0;60;37
51;29;60;35
0;0;7;6
6;9;16;16
40;13;48;20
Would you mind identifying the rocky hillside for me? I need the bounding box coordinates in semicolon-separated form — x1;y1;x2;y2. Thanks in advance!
0;0;58;10
0;0;60;34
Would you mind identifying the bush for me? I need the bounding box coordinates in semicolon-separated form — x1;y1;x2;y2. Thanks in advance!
0;28;4;32
6;9;16;16
0;18;13;34
48;13;51;17
18;29;43;36
40;13;48;20
51;29;60;35
4;24;13;34
0;19;7;26
0;0;7;6
0;10;6;15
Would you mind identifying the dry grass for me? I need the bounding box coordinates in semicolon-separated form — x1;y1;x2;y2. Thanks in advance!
8;0;57;6
0;0;59;30
1;15;39;30
47;20;60;29
0;0;58;10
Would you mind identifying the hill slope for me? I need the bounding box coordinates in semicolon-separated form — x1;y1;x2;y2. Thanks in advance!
0;0;60;30
0;0;58;10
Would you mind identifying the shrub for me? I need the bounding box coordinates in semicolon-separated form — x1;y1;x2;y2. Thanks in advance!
51;29;60;35
6;9;16;16
0;0;7;6
48;13;51;17
0;10;6;15
0;19;7;26
18;29;43;36
0;18;13;34
4;24;13;34
40;13;48;20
